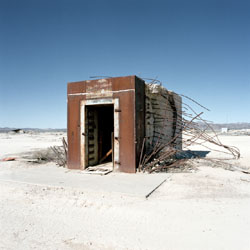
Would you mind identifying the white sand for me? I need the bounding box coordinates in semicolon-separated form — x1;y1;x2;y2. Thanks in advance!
0;132;250;250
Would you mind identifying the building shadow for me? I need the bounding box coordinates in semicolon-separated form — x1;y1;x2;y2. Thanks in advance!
176;150;210;159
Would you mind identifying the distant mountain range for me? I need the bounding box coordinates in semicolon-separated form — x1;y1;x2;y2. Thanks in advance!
1;123;250;133
196;122;250;130
0;127;66;133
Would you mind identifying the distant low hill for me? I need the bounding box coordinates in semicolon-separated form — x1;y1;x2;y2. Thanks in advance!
1;123;250;133
0;127;66;133
197;122;250;130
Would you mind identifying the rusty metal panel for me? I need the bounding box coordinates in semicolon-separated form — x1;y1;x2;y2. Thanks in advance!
67;96;81;169
67;80;86;94
67;81;87;169
112;76;136;173
113;90;136;173
112;75;135;91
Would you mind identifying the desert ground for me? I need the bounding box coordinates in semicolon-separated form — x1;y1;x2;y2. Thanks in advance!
0;130;250;250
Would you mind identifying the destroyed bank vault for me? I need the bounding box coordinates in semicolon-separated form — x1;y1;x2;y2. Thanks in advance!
67;76;182;173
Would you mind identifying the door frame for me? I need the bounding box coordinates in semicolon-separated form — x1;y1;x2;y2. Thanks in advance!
80;98;120;170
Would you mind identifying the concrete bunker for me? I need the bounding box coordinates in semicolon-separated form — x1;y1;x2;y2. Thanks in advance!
67;76;182;173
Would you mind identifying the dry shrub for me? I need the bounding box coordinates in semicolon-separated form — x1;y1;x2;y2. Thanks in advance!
30;138;68;167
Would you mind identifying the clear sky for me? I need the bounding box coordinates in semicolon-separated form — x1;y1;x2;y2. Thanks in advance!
0;0;249;128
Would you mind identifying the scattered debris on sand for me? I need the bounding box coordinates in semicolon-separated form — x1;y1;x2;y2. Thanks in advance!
16;137;68;167
1;157;16;162
11;129;24;134
50;137;68;167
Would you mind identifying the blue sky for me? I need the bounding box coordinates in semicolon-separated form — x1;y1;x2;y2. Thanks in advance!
0;0;249;128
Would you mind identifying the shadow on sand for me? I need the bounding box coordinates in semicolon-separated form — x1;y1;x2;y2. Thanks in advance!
176;150;210;159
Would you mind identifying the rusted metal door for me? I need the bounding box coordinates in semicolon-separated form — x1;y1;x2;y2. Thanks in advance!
85;107;98;166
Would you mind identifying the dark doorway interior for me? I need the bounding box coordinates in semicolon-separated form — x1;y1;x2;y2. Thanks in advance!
85;104;114;167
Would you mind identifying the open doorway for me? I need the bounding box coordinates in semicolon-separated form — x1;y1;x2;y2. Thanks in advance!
85;104;114;171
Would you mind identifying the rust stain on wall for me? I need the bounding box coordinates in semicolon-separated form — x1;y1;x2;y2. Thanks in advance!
86;79;112;99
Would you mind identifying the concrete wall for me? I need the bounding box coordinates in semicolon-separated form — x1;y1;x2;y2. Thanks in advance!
145;84;182;153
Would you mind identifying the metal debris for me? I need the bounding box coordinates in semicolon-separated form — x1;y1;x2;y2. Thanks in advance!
139;79;241;173
1;157;16;162
50;137;68;167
